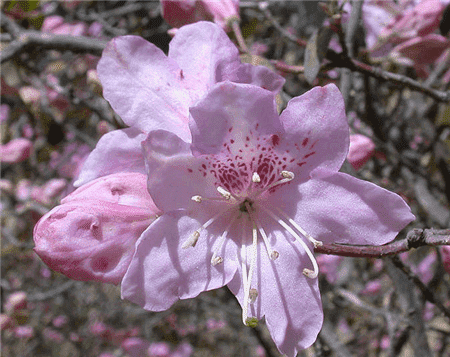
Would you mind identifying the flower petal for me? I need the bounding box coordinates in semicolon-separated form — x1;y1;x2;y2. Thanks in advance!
168;22;241;99
64;173;161;212
121;211;239;311
97;36;191;141
224;62;285;94
271;171;415;245
142;130;219;212
74;128;146;187
279;84;349;176
228;230;323;355
189;81;283;155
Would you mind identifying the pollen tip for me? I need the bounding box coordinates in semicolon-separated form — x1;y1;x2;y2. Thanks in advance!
182;231;200;249
252;172;261;183
270;250;280;260
211;256;223;266
217;186;231;200
303;268;318;279
281;170;294;179
249;288;258;304
191;195;202;203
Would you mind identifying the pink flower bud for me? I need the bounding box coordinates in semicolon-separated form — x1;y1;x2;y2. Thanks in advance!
4;291;27;313
33;173;162;285
161;0;239;31
442;246;450;274
14;325;34;338
0;138;32;163
347;134;376;171
0;314;13;330
148;342;171;357
393;34;450;66
42;15;87;36
121;337;151;357
0;104;10;123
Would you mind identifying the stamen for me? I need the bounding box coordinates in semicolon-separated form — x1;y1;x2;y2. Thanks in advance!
254;171;295;197
262;207;319;279
281;170;295;179
182;231;200;249
217;186;232;200
191;195;202;203
276;208;323;248
249;288;258;304
252;172;261;183
248;207;279;261
210;216;237;266
242;209;258;325
183;206;236;249
211;257;223;266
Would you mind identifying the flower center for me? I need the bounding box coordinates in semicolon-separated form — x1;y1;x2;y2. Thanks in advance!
186;164;323;326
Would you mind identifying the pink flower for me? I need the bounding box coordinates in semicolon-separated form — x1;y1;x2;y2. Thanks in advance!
148;342;171;357
371;0;445;54
161;0;239;31
121;337;151;357
42;15;88;36
392;34;450;66
14;325;34;338
0;138;32;163
75;21;284;187
4;291;27;313
121;82;415;355
347;134;376;171
33;173;162;285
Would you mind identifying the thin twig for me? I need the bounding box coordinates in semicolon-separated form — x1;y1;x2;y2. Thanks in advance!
315;228;450;257
1;13;107;63
389;256;450;320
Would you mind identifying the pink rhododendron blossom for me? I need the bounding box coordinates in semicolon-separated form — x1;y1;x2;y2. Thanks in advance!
0;138;32;163
370;0;445;55
33;173;161;285
161;0;239;31
42;15;87;36
75;21;284;187
392;34;450;66
347;134;376;171
121;82;414;355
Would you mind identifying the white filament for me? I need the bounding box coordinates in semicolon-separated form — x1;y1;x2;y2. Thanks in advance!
262;207;319;279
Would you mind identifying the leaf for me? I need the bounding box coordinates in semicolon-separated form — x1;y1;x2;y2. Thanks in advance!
304;26;334;84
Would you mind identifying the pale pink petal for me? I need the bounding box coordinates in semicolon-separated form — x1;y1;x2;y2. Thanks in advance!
142;130;218;212
271;171;415;246
168;22;241;100
97;36;191;141
225;62;285;94
189;81;282;155
228;231;323;355
74;128;146;187
121;211;239;310
279;84;349;178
